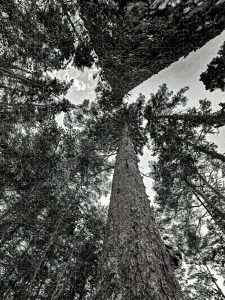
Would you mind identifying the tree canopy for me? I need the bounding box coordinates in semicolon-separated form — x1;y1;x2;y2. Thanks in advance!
78;0;225;101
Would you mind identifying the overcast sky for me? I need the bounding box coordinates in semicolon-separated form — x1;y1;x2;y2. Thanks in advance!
56;30;225;205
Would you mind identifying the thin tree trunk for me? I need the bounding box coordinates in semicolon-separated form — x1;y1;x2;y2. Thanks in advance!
198;172;225;203
186;179;225;234
94;123;183;300
157;122;225;163
155;111;225;129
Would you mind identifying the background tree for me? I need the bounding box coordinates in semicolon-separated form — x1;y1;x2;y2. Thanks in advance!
0;116;113;299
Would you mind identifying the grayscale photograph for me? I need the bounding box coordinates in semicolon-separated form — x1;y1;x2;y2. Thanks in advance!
1;0;225;299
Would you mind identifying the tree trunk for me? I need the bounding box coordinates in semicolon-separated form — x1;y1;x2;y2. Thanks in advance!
186;180;225;234
94;123;183;300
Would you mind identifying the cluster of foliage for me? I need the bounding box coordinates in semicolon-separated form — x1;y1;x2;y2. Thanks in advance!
0;1;113;299
200;41;225;92
0;103;115;299
0;0;96;124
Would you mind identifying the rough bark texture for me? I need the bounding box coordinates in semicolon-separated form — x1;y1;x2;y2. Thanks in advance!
94;123;183;300
79;0;225;101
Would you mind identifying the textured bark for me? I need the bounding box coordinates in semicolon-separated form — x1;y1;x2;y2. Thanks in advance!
94;123;183;300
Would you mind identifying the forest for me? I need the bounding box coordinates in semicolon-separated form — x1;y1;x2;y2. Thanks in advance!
1;0;225;299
